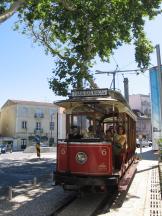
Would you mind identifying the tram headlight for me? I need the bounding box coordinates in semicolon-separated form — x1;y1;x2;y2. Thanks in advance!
75;152;88;164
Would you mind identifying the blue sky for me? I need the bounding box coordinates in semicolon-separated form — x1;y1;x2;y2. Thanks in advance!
0;12;162;108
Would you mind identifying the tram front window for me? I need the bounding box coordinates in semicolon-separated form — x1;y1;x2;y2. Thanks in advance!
68;114;103;140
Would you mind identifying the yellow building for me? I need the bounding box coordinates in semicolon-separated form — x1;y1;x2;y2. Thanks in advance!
0;100;58;150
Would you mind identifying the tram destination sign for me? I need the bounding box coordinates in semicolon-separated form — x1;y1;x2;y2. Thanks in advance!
71;88;109;97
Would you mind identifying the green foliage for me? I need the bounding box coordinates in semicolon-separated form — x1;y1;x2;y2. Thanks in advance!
1;0;162;95
49;57;93;95
134;32;154;68
0;0;13;12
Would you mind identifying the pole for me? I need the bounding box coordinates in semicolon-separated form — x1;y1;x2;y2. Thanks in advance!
50;114;52;145
156;45;162;158
33;177;37;186
113;72;115;90
156;45;161;71
123;78;129;103
36;142;40;158
8;186;12;200
50;113;54;146
35;135;41;158
156;44;162;114
139;134;143;159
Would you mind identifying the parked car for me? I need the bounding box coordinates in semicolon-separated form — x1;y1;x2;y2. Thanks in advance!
148;140;152;147
0;144;7;153
136;138;152;148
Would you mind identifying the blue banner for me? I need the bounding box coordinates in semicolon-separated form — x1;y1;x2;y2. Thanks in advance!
149;66;162;150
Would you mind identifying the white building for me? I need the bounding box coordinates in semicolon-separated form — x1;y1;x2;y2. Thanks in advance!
129;94;152;139
0;100;58;150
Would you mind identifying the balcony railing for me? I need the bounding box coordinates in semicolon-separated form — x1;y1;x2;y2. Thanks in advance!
34;113;44;118
34;128;43;134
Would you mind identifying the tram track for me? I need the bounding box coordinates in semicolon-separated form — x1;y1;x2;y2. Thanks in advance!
50;189;120;216
52;184;132;216
53;192;108;216
51;161;137;216
50;189;77;216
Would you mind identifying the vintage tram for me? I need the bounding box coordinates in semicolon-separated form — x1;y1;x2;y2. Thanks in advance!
54;88;136;191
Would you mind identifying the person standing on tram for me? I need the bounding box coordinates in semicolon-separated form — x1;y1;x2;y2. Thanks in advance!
113;125;127;169
115;125;127;150
105;129;113;142
96;124;105;139
87;125;95;137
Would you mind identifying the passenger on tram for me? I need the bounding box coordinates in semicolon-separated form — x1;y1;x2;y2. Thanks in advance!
87;125;95;138
68;126;83;139
109;126;114;134
82;125;95;138
113;125;127;169
104;129;113;142
96;124;105;139
115;125;127;150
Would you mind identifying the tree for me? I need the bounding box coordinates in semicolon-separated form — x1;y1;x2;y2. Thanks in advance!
0;0;25;24
1;1;162;95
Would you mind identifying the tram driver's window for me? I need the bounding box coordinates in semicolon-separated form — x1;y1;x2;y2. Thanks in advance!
69;114;102;139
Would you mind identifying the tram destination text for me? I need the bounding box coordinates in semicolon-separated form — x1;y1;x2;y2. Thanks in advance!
71;89;109;97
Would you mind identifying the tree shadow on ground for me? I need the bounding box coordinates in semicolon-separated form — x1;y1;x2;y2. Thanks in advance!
0;158;56;198
0;185;69;216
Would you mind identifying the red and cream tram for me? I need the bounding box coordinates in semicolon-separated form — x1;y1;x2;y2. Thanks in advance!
54;88;136;191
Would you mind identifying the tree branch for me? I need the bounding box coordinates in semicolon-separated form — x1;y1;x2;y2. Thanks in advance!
0;0;25;24
58;0;76;11
31;24;68;61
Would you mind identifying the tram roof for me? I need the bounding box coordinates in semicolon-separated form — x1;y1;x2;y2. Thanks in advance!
55;89;137;121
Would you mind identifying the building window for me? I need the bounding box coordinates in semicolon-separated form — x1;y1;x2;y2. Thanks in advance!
142;122;146;130
50;122;54;130
20;107;28;116
34;108;44;118
21;139;27;150
49;109;56;115
22;121;27;129
36;122;41;130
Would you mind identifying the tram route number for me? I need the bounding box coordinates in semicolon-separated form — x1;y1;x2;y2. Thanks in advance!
101;149;107;156
60;148;66;155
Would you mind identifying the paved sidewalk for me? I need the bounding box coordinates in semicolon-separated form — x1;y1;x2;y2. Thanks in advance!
100;149;162;216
